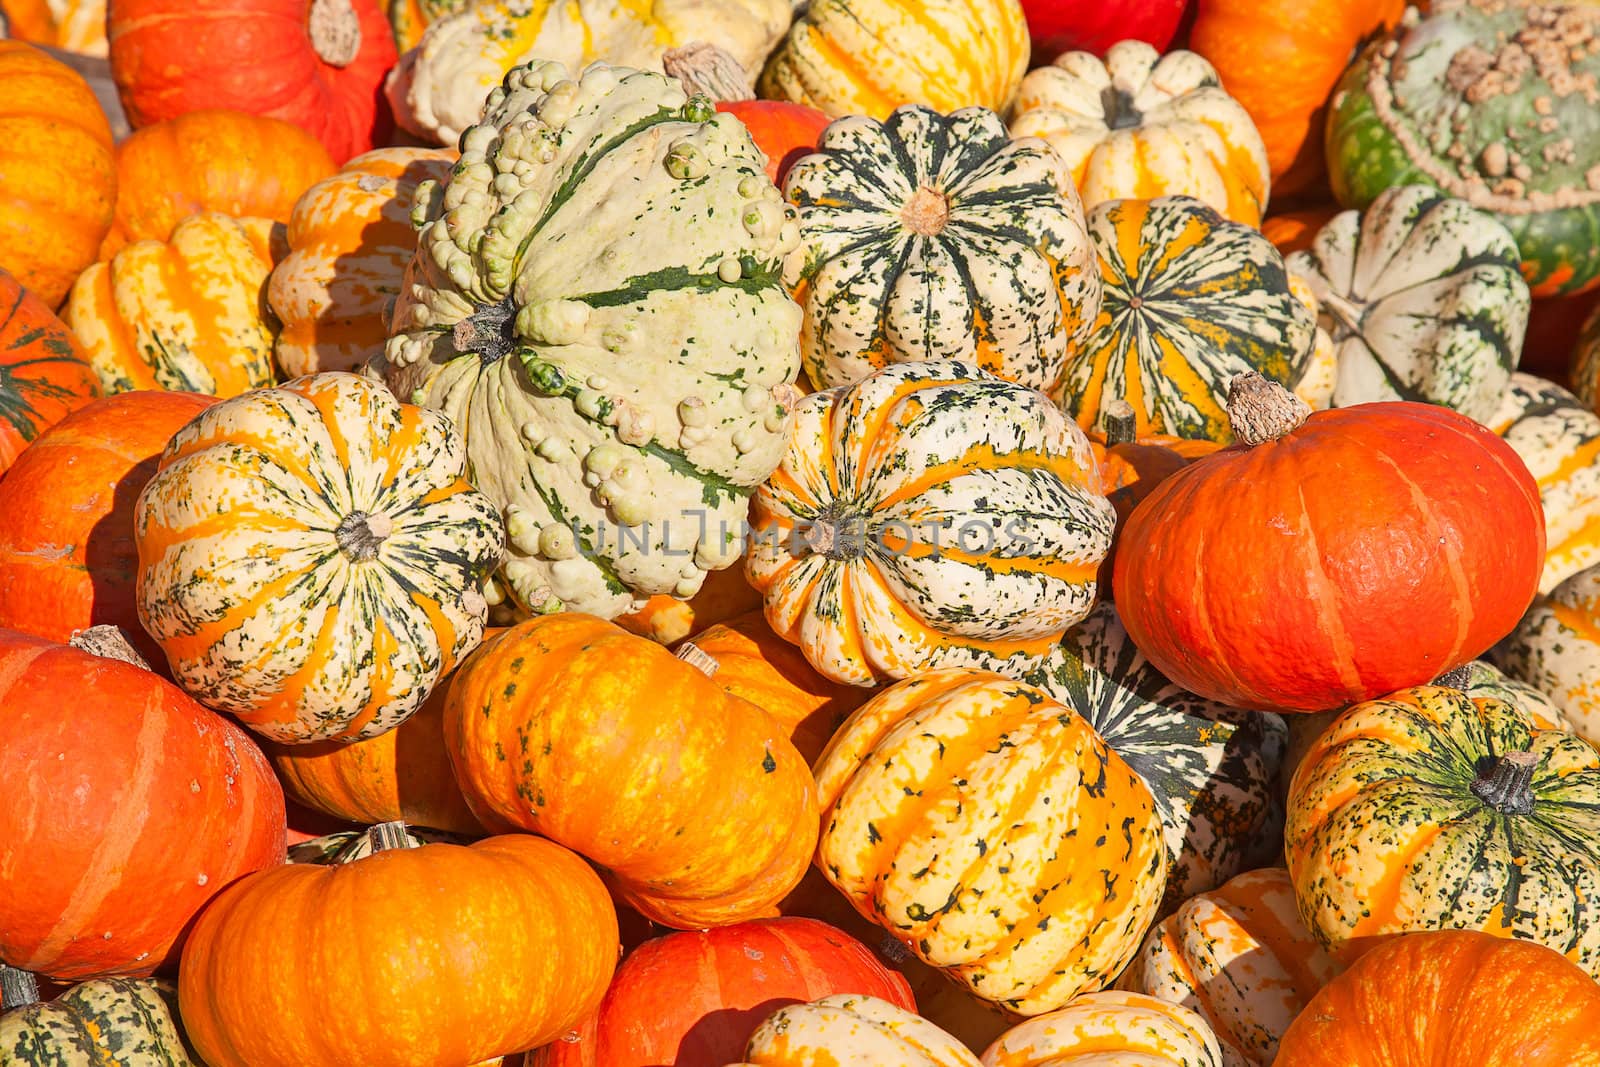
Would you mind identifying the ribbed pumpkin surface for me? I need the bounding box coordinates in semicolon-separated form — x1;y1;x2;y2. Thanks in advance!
978;991;1224;1066
737;994;978;1067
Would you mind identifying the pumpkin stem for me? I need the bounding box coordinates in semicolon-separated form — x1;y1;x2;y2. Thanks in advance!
1099;85;1143;131
1470;750;1541;816
336;511;394;562
453;296;520;365
1227;373;1312;447
1103;400;1138;446
1;965;39;1011
366;821;419;853
674;641;721;677
804;501;868;561
663;41;756;103
901;185;951;237
308;0;362;67
68;626;153;671
1432;663;1475;689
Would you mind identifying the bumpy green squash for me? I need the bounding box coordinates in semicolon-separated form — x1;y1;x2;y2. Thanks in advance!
375;61;804;620
1;969;199;1065
1327;0;1600;296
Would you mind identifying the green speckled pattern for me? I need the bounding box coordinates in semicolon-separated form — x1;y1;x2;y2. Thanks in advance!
1;978;197;1066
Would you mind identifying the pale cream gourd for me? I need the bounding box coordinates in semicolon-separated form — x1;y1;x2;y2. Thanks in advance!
980;991;1224;1067
732;994;984;1066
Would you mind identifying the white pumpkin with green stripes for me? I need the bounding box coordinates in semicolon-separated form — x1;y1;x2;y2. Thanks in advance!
1020;601;1287;910
782;103;1101;396
1287;185;1528;423
1059;195;1318;442
375;60;804;620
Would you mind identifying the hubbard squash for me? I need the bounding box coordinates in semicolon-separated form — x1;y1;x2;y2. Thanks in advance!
0;267;100;480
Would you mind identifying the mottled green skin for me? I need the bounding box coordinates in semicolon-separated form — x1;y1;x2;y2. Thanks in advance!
1;978;197;1066
1328;8;1600;297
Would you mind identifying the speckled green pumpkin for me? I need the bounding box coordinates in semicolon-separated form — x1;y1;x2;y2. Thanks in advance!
1022;601;1288;912
374;60;804;621
1;974;199;1066
1327;0;1600;296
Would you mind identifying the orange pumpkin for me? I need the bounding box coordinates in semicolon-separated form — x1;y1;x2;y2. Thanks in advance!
613;557;763;646
0;267;100;479
0;42;116;309
100;109;337;259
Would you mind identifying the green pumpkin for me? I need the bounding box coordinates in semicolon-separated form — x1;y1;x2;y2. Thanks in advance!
1;969;198;1066
1326;0;1600;297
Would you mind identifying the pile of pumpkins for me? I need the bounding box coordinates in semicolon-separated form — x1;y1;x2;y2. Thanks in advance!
7;0;1600;1063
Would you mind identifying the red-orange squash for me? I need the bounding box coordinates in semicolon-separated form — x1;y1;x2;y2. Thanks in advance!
719;100;831;186
0;267;100;479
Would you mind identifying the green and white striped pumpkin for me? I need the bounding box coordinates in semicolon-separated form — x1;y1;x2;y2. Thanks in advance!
1486;372;1600;594
375;60;804;620
1059;195;1318;442
782;103;1101;396
1286;185;1528;422
1021;601;1288;910
1;972;198;1066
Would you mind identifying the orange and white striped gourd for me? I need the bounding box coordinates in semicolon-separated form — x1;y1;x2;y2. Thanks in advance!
1120;868;1339;1066
747;359;1114;685
1497;563;1600;745
979;991;1224;1067
269;147;456;377
813;669;1167;1015
733;994;983;1066
134;372;505;744
64;213;283;397
759;0;1029;121
1009;41;1270;226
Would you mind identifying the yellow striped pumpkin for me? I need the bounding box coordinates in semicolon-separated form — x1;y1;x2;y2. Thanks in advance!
813;669;1167;1016
1120;868;1339;1066
979;991;1223;1067
1496;564;1600;746
1009;41;1270;226
783;104;1100;395
134;372;506;745
269;147;457;378
734;994;982;1066
1285;683;1600;976
759;0;1029;121
64;213;283;398
746;359;1114;686
1059;196;1318;441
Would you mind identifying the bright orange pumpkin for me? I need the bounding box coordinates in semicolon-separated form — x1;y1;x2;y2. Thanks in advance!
611;555;763;646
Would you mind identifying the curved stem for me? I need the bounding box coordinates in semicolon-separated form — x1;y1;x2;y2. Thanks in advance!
68;626;153;671
663;41;755;102
1;965;40;1011
1470;751;1541;816
1227;373;1312;446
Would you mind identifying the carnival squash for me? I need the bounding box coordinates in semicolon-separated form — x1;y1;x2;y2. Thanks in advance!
1496;562;1600;744
732;995;978;1067
1;972;199;1065
978;991;1223;1067
0;268;100;479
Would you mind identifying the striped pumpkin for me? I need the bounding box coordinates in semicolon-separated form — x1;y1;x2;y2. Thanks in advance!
759;0;1029;121
1009;42;1270;226
783;104;1101;395
64;213;283;398
375;61;804;621
1487;372;1600;594
1120;867;1339;1066
134;372;505;745
1496;563;1600;746
0;267;100;479
978;992;1224;1067
269;147;456;377
1286;682;1600;975
813;669;1167;1015
1060;195;1318;441
747;359;1115;686
1;976;198;1065
1022;602;1288;910
1287;185;1530;422
735;994;979;1067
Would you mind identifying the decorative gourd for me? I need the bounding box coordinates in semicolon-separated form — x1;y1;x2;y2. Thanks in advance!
1186;0;1407;199
177;825;618;1067
0;42;116;309
266;684;487;835
1276;930;1600;1065
978;991;1224;1067
0;268;100;479
1009;42;1270;226
0;391;214;666
615;562;762;645
1115;374;1545;711
1287;185;1529;421
101;110;338;259
64;213;283;398
783;105;1100;395
1060;196;1319;441
747;359;1114;686
386;0;790;144
108;0;397;163
731;994;979;1067
813;668;1167;1015
1286;681;1600;973
134;373;504;744
1489;373;1600;592
373;61;804;621
444;614;818;928
675;610;869;763
269;147;456;377
1329;1;1600;296
1;972;199;1065
0;0;108;53
1120;867;1339;1067
759;0;1029;122
528;920;916;1067
1496;563;1600;745
1260;206;1340;257
0;627;286;980
1021;0;1189;63
1023;602;1287;909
